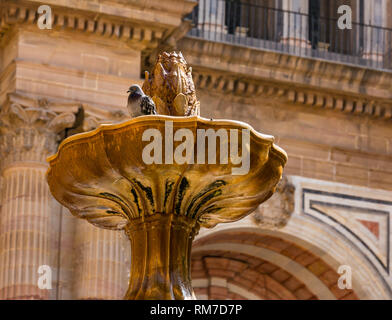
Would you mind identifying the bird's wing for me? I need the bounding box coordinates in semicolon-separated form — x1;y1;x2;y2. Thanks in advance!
141;95;157;114
142;95;155;106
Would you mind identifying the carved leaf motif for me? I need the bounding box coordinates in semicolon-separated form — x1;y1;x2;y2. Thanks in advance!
8;103;28;125
83;116;100;132
173;93;188;116
47;112;76;133
152;95;170;115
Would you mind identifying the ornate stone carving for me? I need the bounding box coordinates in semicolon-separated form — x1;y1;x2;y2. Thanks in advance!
253;176;295;229
142;52;200;116
82;116;100;132
109;109;128;120
82;111;127;132
0;96;76;168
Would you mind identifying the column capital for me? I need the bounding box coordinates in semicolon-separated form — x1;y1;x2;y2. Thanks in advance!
0;94;76;168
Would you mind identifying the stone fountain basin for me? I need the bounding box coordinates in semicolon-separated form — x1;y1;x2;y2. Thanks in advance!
47;115;287;230
46;115;287;299
46;115;287;230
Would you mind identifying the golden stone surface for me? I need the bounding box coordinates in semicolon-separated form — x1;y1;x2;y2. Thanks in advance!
46;115;287;299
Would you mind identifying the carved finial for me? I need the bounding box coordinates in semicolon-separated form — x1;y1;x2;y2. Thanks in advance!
142;51;200;116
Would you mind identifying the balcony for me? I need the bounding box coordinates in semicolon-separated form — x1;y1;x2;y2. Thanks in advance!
187;0;392;71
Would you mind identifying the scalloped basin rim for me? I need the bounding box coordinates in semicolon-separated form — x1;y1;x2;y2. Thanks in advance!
47;115;287;164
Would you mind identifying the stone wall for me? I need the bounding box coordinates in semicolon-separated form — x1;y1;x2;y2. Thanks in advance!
197;89;392;191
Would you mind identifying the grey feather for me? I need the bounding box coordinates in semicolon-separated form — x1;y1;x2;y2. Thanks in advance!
141;95;157;115
127;84;157;118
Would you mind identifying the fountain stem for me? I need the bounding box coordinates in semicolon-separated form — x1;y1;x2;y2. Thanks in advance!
124;213;200;300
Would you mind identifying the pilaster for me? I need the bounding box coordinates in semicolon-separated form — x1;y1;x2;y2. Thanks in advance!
0;94;75;299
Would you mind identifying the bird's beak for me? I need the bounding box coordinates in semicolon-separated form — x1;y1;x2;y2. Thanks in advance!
127;90;130;93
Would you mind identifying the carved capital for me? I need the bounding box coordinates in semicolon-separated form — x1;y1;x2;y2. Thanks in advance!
253;176;295;229
81;111;127;133
82;116;100;132
0;95;75;168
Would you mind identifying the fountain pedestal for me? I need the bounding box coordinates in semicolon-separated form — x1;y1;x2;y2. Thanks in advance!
125;213;199;300
46;115;287;300
46;52;287;300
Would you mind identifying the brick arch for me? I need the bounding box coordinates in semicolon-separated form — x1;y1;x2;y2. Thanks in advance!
192;251;316;300
192;231;358;300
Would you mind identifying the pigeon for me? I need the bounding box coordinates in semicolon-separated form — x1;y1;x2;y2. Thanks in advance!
127;85;157;118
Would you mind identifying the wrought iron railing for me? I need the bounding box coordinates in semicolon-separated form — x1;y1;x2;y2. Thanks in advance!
187;0;392;71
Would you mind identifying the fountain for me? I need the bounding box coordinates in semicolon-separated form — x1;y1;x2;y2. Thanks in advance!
46;52;287;300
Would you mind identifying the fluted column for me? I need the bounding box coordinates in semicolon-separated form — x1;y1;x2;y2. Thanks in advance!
69;114;129;300
197;0;226;35
0;98;75;299
73;219;130;299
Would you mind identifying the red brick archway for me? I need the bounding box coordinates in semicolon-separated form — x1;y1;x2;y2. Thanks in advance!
191;231;358;300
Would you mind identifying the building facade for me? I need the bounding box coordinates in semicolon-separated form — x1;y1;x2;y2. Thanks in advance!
0;0;391;300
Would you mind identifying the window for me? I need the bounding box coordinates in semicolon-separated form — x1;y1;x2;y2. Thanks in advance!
225;0;280;40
